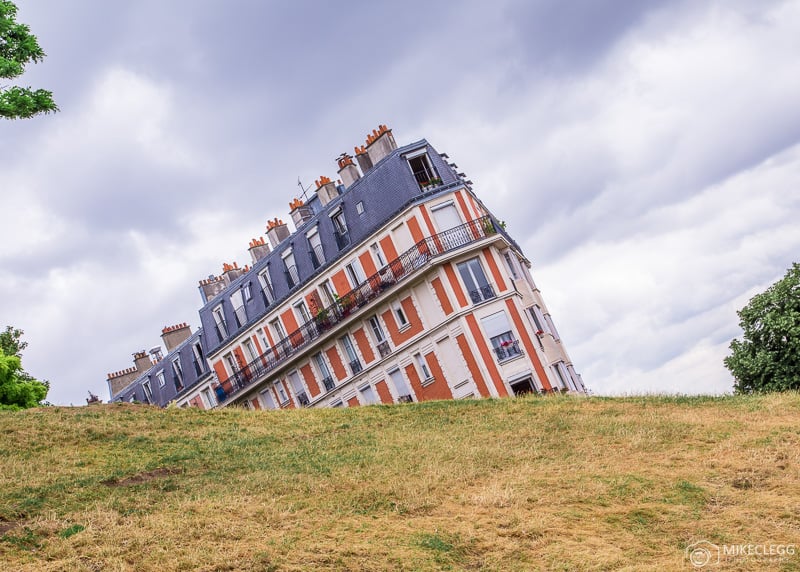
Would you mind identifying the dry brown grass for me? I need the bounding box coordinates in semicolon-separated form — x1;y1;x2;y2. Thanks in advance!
1;394;799;571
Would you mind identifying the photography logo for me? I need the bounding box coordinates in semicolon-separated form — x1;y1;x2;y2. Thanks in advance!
686;540;720;567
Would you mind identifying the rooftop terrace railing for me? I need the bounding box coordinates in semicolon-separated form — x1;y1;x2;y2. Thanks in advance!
215;215;498;405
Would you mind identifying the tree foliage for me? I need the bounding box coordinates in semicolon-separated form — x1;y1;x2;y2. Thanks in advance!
0;326;48;410
725;263;800;393
0;0;58;120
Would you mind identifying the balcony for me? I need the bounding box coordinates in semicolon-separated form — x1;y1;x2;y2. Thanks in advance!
468;284;496;304
349;359;363;375
376;340;391;359
321;376;335;392
215;215;497;405
493;340;522;362
296;391;310;406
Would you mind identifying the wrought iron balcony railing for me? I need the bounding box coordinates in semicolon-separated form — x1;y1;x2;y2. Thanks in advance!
321;376;335;391
376;340;391;359
493;340;522;362
215;216;497;404
349;359;363;375
296;391;310;406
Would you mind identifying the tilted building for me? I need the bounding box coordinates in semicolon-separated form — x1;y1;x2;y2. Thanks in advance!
107;125;585;409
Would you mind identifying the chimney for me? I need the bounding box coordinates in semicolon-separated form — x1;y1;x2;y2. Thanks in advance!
248;236;270;264
365;124;397;166
222;261;246;283
289;198;314;228
266;218;290;248
337;153;362;188
106;349;157;399
314;176;339;207
106;365;139;399
199;274;226;303
133;350;152;372
354;144;372;174
161;322;192;352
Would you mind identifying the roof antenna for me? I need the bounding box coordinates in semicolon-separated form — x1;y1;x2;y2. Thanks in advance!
297;177;313;202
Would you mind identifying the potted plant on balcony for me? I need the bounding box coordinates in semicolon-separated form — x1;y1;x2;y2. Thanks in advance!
315;308;332;332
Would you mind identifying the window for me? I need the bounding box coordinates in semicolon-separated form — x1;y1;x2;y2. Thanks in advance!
212;305;228;341
275;382;288;405
288;370;309;406
407;151;438;187
319;280;336;307
481;311;521;362
369;315;391;358
243;281;252;301
330;399;344;408
294;300;311;325
529;305;548;334
223;353;238;375
257;328;270;352
388;368;413;402
359;384;378;405
282;250;299;289
242;338;257;363
503;252;520;280
157;370;166;388
340;334;362;375
142;380;153;403
368;315;386;343
414;352;433;381
172;358;184;387
551;362;569;391
231;288;246;329
314;352;335;391
356;201;365;215
490;331;522;362
331;210;349;249
431;201;462;232
259;269;275;305
191;341;205;376
201;387;217;409
307;228;325;269
260;389;277;410
393;301;409;328
457;257;494;304
370;242;386;268
345;259;365;287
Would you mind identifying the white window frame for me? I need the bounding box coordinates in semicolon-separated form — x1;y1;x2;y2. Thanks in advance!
212;304;228;339
368;315;386;344
358;384;378;405
242;338;257;363
142;380;153;403
370;242;386;268
275;382;289;405
171;358;183;386
157;370;166;388
319;279;337;307
345;259;366;287
414;352;433;382
393;300;409;329
259;269;275;304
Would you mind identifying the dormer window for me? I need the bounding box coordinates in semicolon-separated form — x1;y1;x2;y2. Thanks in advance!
406;149;439;189
331;209;350;250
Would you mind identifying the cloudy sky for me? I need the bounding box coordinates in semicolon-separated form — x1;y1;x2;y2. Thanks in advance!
3;0;799;404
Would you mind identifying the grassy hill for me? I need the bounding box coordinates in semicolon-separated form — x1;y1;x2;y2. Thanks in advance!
1;394;799;571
